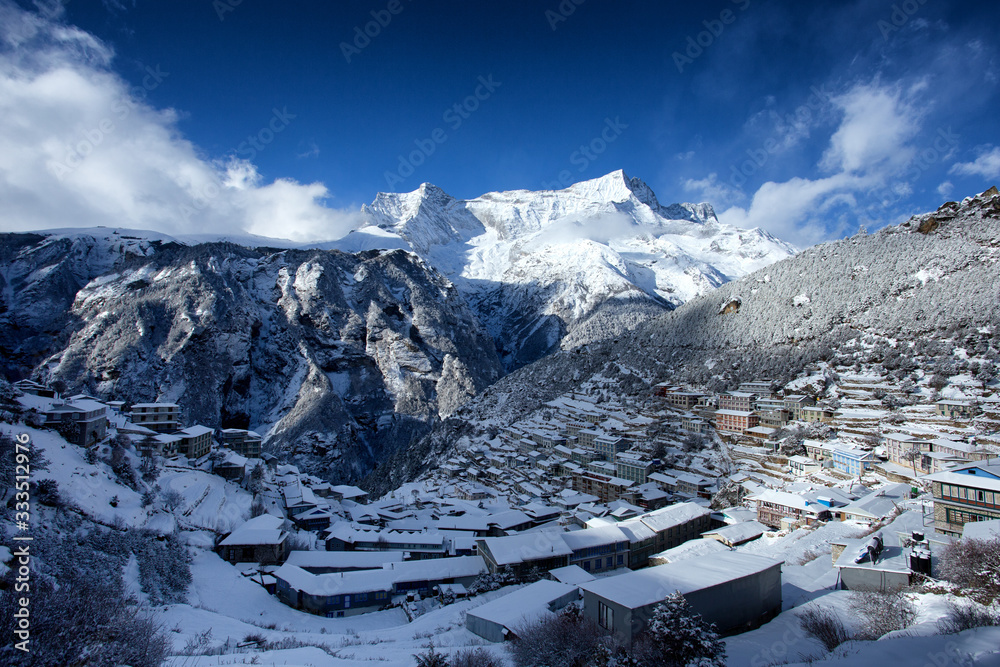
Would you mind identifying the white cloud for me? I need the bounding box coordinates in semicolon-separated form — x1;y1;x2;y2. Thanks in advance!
820;82;922;174
936;180;954;197
681;173;744;209
949;145;1000;180
0;1;362;242
714;79;927;246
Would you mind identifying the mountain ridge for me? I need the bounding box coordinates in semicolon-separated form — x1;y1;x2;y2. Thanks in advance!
362;186;1000;494
360;170;796;369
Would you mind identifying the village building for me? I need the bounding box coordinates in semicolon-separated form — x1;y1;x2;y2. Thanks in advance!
801;406;835;423
738;381;775;397
466;580;580;642
925;459;1000;536
573;471;635;504
782;395;815;420
285;550;405;574
804;439;836;461
674;472;712;499
274;556;484;617
715;409;759;435
42;399;108;447
636;502;714;554
135;432;179;458
832;538;913;592
129;402;181;433
655;387;705;410
936;399;976;419
218;514;289;564
476;532;573;577
561;525;629;573
701;521;767;547
884;432;922;469
579;551;783;644
174;424;213;459
719;392;756;412
214;451;247;481
830;446;877;476
324;525;448;559
839;483;910;523
757;409;790;429
788;455;823;477
681;416;710;435
751;489;831;529
219;428;262;458
615;451;653;484
13;379;55;397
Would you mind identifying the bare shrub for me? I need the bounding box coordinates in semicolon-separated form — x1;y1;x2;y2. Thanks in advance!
798;606;852;651
938;601;1000;634
508;606;608;667
451;647;505;667
849;589;917;640
938;538;1000;601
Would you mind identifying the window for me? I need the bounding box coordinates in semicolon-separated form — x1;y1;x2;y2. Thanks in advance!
598;602;614;631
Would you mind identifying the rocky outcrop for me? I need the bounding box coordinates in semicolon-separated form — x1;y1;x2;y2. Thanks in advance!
1;232;501;482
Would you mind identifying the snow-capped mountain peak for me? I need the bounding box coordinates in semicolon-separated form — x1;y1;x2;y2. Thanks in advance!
359;171;795;369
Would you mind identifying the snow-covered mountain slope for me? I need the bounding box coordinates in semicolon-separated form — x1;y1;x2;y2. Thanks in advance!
360;170;796;369
365;187;1000;491
0;233;501;482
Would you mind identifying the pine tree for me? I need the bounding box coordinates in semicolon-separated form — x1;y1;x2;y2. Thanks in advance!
643;592;725;667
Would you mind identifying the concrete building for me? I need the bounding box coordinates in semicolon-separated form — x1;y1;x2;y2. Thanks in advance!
42;399;108;447
476;532;572;577
925;459;1000;536
219;428;263;458
130;403;180;433
174;424;213;459
615;452;653;484
580;551;783;644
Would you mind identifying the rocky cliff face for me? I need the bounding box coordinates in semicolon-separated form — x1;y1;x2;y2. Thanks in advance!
0;230;501;482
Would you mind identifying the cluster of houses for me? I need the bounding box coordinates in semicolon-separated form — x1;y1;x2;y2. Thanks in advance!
12;367;1000;644
435;393;717;513
223;484;784;644
14;379;264;479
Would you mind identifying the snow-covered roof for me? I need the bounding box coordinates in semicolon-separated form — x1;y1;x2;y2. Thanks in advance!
833;540;910;573
548;564;597;585
479;532;573;566
220;514;286;546
749;489;815;512
702;521;767;544
466;580;579;630
177;424;214;438
924;459;1000;492
638;502;711;534
841;483;911;520
580;552;783;609
649;538;729;564
561;525;627;551
274;555;485;597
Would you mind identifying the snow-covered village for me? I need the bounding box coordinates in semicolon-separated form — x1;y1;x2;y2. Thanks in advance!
3;301;1000;665
4;2;1000;666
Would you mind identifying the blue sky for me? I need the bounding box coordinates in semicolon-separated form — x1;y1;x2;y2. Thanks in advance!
1;0;998;246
